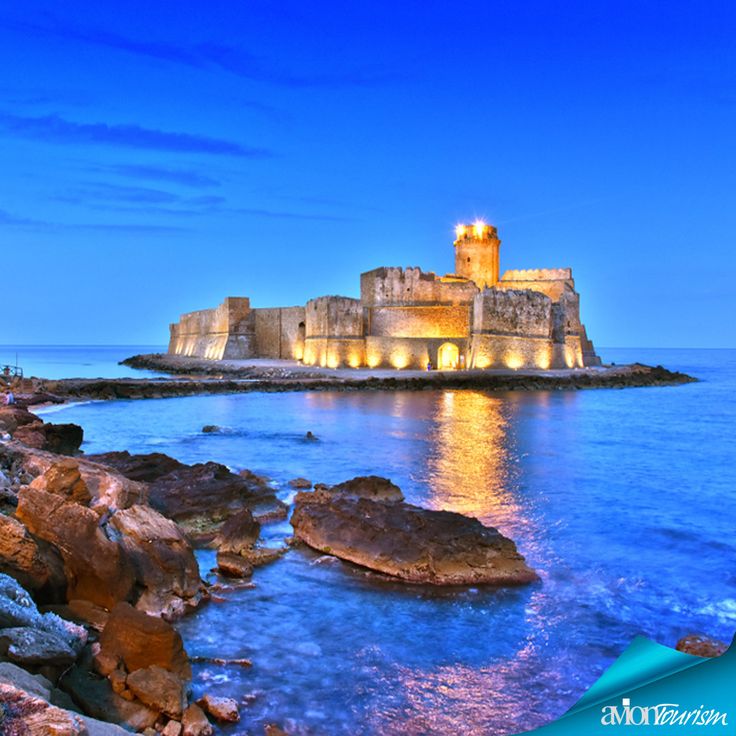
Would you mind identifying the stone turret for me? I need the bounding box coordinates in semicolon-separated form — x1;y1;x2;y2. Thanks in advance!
453;221;501;289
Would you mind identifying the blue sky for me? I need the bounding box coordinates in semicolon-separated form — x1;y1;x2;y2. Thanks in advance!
1;1;734;347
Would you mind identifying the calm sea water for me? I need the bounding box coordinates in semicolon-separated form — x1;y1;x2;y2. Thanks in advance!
0;345;166;379
33;347;736;735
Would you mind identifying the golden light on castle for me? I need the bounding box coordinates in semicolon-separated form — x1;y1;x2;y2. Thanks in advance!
454;224;466;239
473;219;486;238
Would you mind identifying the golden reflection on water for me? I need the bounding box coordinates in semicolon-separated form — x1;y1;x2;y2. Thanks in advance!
425;390;520;528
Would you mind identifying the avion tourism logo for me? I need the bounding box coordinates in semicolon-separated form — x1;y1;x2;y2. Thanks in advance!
601;698;729;727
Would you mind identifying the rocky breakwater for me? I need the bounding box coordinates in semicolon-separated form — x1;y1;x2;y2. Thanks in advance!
291;476;538;585
0;404;83;455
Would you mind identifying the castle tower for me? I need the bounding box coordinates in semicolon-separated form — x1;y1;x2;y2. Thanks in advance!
453;221;501;289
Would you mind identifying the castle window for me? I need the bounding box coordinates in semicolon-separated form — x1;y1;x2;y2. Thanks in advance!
467;257;471;263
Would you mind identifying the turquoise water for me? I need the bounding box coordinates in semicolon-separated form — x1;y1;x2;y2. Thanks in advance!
34;348;736;735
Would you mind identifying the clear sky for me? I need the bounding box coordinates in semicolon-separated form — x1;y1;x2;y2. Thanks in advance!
1;1;734;347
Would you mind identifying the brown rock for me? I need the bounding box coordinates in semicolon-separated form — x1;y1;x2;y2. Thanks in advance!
0;406;41;434
109;668;127;695
182;703;213;736
264;725;289;736
99;603;191;680
329;475;404;502
196;694;240;723
216;552;253;578
85;451;187;483
14;421;83;455
288;477;312;489
0;514;67;601
291;492;538;586
0;682;86;735
126;665;187;719
163;720;183;736
16;486;136;608
676;633;728;657
109;504;204;620
214;508;260;555
32;458;91;505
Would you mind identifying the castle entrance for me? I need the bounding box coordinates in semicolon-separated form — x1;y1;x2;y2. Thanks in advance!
437;342;459;370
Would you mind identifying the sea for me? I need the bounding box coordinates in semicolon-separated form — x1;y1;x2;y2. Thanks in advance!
5;345;735;735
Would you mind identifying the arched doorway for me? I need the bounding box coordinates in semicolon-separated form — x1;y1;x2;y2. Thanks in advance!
437;342;459;370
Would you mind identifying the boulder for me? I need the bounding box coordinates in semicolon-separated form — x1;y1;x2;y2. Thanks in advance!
125;665;187;719
0;682;86;735
147;461;283;543
291;491;538;586
0;661;54;699
162;720;183;736
0;513;67;601
14;421;83;455
99;603;191;680
181;703;213;736
16;486;136;609
215;552;253;579
329;475;404;502
0;573;86;668
33;458;91;504
288;477;312;489
213;508;260;555
85;451;187;483
676;633;728;657
108;504;204;620
60;665;159;732
201;425;220;433
196;694;240;723
0;406;40;435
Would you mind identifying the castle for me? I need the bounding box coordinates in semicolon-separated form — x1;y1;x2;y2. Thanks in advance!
168;222;601;370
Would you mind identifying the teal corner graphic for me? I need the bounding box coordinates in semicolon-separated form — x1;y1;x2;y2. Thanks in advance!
524;637;736;734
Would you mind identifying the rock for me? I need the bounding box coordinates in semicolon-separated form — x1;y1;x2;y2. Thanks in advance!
16;485;136;609
0;573;86;667
34;458;91;504
0;513;67;601
0;682;86;735
14;421;84;455
85;451;187;483
181;703;213;736
291;492;538;586
329;475;404;502
147;461;282;543
6;441;147;511
99;603;191;680
0;661;54;699
264;725;289;736
304;431;318;441
108;504;204;620
126;665;187;719
288;477;312;489
196;694;240;723
108;668;127;695
162;720;183;736
216;552;253;579
60;665;159;731
676;633;728;657
213;508;260;555
201;425;220;433
46;599;110;633
0;406;40;435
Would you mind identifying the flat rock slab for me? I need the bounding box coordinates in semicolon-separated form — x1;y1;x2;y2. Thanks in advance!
291;491;537;586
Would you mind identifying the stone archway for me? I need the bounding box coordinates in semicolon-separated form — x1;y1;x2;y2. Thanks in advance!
437;342;459;370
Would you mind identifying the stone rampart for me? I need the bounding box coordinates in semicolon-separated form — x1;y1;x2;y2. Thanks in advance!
303;296;365;368
360;267;477;307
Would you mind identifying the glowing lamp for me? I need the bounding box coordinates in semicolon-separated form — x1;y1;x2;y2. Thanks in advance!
455;224;466;239
473;220;486;238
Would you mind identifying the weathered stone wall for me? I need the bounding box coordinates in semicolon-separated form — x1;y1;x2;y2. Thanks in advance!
368;305;471;339
454;227;501;288
303;297;365;368
254;306;306;360
470;334;556;369
360;267;477;307
472;289;552;339
168;297;255;360
498;268;575;302
365;336;469;370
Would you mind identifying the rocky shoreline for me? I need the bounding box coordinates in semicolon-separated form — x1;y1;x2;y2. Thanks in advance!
22;354;695;404
0;375;722;736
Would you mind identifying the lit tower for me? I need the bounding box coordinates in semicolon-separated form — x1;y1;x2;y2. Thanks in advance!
453;220;501;289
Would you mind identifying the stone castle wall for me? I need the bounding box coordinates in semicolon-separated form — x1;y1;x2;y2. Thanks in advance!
303;296;365;368
360;267;478;306
498;268;575;302
168;297;255;360
254;307;306;360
